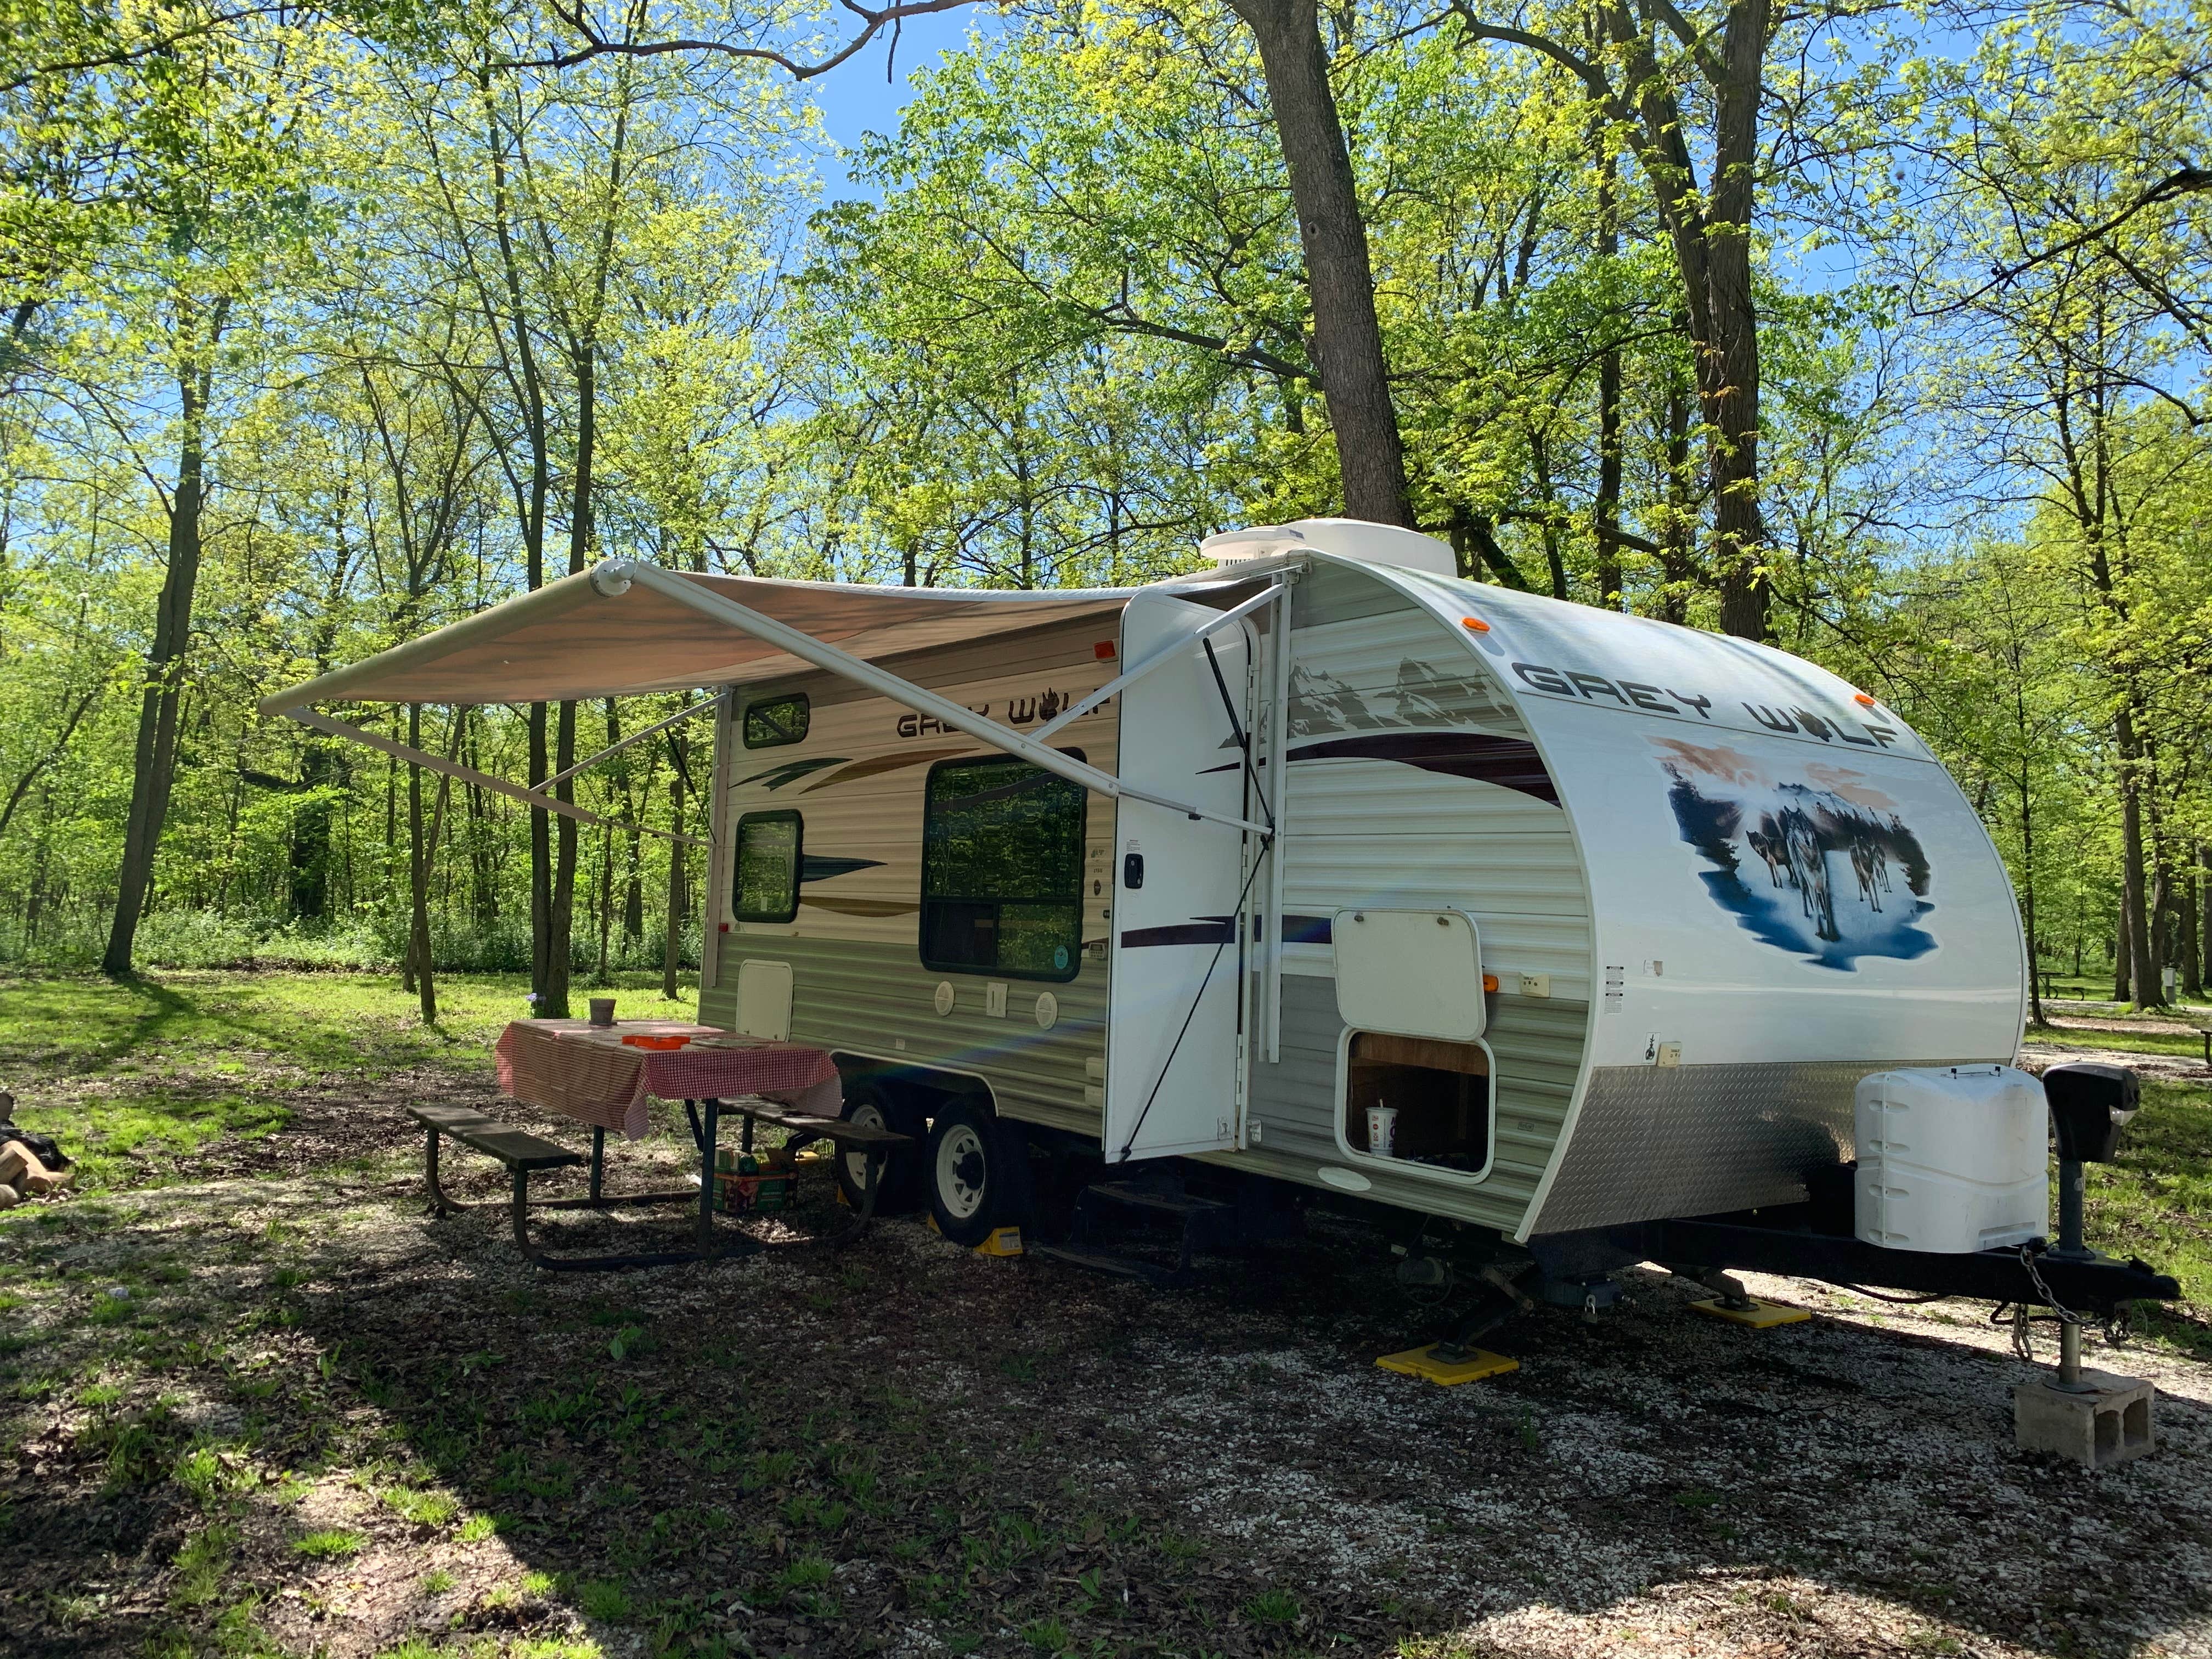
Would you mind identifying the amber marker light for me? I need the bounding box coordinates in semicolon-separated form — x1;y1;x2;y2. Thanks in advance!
1853;691;1878;707
1461;617;1491;633
1482;973;1499;992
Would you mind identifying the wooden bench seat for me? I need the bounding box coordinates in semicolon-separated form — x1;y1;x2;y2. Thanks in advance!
404;1102;710;1272
732;1101;910;1150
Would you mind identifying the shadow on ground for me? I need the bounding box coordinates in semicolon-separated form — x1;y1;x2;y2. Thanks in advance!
4;1121;2210;1659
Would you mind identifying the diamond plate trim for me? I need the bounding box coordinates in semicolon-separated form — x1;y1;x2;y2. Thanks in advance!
1532;1058;1987;1233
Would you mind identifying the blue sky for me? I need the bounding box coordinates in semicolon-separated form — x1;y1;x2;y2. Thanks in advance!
802;8;1000;196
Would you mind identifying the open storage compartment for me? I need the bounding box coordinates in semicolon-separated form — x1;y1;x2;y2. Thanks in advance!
1341;1031;1494;1178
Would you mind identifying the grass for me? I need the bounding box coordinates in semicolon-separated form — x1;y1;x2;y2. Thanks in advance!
0;969;697;1195
293;1529;366;1560
382;1486;459;1527
2084;1078;2212;1350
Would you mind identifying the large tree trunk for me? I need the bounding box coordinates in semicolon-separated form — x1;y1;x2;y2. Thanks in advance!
2115;705;2160;1006
407;703;437;1023
1658;362;1696;624
1592;1;1771;638
1592;105;1623;609
1226;0;1410;526
2019;765;2044;1026
104;304;225;976
2182;865;2202;1001
661;763;686;1001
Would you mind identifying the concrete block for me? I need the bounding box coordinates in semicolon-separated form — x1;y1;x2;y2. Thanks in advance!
2013;1369;2155;1468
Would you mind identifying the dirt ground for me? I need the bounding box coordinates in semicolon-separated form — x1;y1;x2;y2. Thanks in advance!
4;1090;2210;1659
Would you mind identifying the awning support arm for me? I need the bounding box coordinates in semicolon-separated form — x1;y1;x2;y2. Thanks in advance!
1030;582;1282;745
603;560;1273;840
544;694;718;789
1262;571;1297;1063
279;707;706;847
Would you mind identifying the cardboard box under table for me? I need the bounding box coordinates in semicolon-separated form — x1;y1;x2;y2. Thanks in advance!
405;1020;888;1269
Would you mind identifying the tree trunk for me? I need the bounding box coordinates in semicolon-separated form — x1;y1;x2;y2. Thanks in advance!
2198;843;2211;1001
2182;868;2202;1000
2113;904;2130;1002
2019;765;2043;1026
662;767;686;1001
104;305;225;976
407;703;436;1023
596;820;613;982
2114;706;2160;1006
548;703;578;1017
1227;0;1410;526
1594;0;1770;639
1658;364;1695;624
1592;102;1623;608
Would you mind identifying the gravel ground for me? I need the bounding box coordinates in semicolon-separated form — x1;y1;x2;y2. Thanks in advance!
4;1121;2209;1659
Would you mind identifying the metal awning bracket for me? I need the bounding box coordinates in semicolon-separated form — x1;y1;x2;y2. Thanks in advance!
280;707;706;847
606;559;1274;840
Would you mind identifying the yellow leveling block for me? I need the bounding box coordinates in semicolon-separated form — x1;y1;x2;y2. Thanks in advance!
924;1215;1025;1256
1689;1297;1809;1328
1375;1345;1520;1386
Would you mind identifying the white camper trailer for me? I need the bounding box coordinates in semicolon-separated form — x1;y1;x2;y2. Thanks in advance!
267;519;2177;1324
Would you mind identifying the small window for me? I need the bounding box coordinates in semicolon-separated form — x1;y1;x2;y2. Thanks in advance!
921;754;1086;981
733;811;802;923
743;694;809;749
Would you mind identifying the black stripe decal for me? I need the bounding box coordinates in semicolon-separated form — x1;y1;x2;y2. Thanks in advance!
1286;732;1560;805
1119;920;1237;947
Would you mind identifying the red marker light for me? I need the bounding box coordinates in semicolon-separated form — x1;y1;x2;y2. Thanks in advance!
1094;640;1117;660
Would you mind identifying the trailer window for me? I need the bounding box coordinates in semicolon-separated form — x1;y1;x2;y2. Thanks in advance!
921;755;1086;981
743;694;809;749
733;811;802;923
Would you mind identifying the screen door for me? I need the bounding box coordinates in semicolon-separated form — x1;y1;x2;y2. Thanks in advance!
1103;590;1259;1161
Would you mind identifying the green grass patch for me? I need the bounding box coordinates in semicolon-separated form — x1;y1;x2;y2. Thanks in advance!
292;1528;366;1560
2084;1079;2212;1353
577;1579;633;1622
382;1486;459;1527
0;969;698;1195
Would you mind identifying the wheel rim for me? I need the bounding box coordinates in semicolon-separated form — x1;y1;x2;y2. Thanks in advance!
935;1124;988;1221
845;1101;889;1190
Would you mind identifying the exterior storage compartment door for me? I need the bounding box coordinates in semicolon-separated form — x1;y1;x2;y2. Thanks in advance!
1104;590;1258;1161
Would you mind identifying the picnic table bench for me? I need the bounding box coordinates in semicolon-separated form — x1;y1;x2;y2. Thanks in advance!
408;1020;914;1271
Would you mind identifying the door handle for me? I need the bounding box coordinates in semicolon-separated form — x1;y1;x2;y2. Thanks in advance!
1122;853;1144;890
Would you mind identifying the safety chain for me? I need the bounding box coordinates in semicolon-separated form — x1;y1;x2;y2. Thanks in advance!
2020;1244;2084;1329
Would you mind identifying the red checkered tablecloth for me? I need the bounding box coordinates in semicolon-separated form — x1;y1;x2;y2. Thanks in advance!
494;1020;842;1141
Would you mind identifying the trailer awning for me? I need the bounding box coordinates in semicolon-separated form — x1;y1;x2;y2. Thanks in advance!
258;566;1135;712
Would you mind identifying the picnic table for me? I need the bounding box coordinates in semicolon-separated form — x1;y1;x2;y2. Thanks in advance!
409;1020;907;1271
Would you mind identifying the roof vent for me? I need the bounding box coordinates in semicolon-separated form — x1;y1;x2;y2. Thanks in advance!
1200;517;1456;578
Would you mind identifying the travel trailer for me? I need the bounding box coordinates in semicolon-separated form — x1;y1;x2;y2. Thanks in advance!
267;519;2176;1328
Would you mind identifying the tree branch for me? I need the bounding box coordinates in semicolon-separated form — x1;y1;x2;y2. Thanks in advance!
516;0;983;78
1445;5;1613;99
1920;166;2212;316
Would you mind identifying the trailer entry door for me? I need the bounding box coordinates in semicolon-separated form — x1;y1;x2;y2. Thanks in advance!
1105;590;1259;1161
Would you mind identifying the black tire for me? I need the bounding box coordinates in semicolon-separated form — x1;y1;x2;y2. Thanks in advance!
833;1080;926;1215
924;1097;1035;1248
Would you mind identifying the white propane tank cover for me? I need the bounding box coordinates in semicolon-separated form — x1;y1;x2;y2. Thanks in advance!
1200;518;1458;577
1853;1065;2049;1254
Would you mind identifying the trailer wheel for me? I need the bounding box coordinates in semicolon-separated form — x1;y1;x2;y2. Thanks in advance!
834;1080;924;1215
926;1097;1032;1248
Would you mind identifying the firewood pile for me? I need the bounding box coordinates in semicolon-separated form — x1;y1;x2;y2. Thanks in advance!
0;1092;72;1207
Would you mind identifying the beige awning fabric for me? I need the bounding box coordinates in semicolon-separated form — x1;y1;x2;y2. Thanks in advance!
259;567;1136;712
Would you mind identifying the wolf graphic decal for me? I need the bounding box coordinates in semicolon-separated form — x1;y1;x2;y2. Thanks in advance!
1654;738;1936;970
